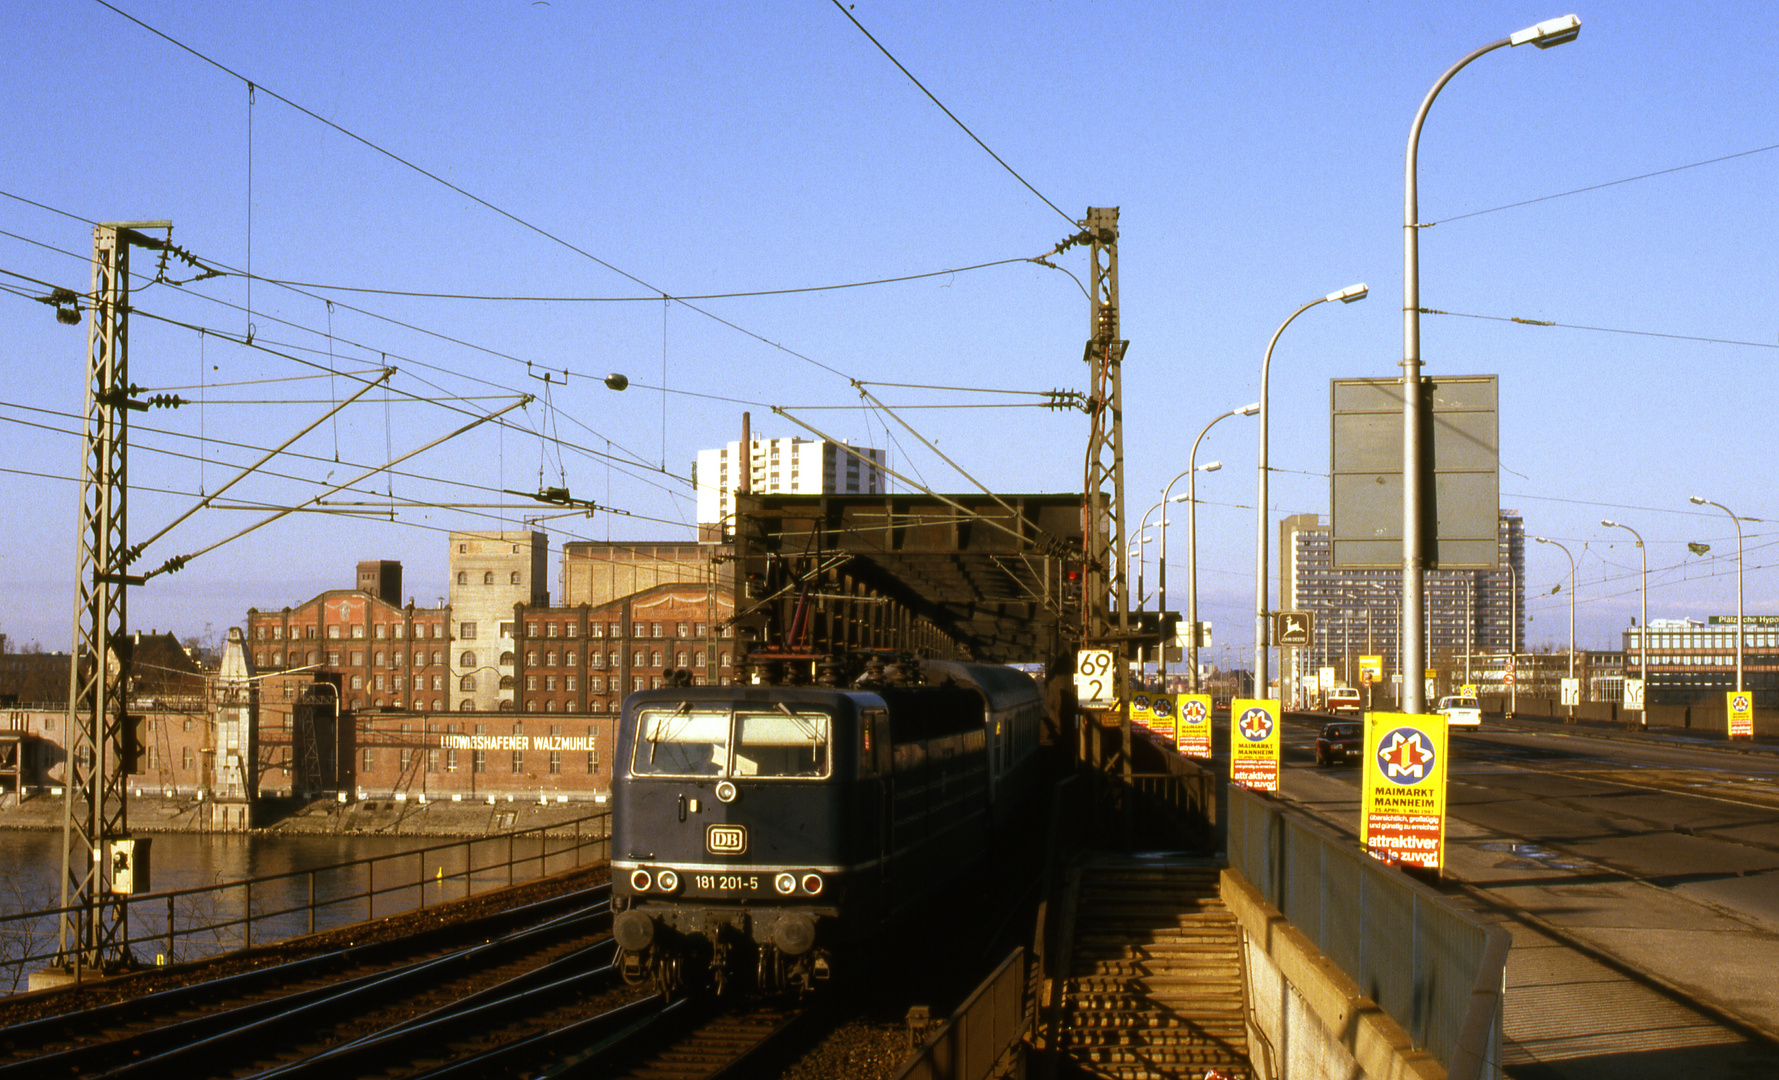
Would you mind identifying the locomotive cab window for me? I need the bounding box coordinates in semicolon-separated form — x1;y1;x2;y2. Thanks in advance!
733;710;830;778
633;708;731;776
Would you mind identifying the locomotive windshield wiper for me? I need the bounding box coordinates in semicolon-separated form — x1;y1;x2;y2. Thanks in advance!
775;701;821;741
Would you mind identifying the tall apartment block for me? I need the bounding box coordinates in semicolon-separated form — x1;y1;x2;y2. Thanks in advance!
448;531;548;712
1278;512;1525;695
694;436;887;537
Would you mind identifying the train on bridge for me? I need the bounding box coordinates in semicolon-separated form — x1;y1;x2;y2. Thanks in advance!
609;657;1046;993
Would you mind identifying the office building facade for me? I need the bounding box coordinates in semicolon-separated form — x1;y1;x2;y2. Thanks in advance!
1279;511;1525;698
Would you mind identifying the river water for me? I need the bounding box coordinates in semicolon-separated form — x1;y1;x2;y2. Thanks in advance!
0;829;605;988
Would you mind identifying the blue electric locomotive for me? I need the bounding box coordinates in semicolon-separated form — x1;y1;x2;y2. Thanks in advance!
610;659;1044;993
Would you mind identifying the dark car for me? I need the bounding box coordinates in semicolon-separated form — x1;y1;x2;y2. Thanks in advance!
1315;721;1363;766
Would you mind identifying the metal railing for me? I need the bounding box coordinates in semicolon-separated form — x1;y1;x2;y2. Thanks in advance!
0;811;610;992
1226;787;1506;1080
893;947;1027;1080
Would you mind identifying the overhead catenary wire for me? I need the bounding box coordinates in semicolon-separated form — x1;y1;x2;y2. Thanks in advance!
826;0;1076;228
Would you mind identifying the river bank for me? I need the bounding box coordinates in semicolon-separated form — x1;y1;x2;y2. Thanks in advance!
0;791;608;838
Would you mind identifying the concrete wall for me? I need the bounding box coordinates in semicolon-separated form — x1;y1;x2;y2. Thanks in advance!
1222;870;1445;1080
1483;694;1779;735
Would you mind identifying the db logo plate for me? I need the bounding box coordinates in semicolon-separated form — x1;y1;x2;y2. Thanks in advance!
706;824;747;855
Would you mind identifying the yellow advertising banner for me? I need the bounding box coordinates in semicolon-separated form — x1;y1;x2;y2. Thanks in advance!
1230;698;1280;792
1175;694;1213;758
1727;691;1755;739
1361;711;1449;870
1143;693;1177;743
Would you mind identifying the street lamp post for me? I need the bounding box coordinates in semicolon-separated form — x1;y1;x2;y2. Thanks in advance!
1167;403;1257;692
1690;497;1744;693
1535;536;1576;715
1255;285;1368;701
1602;519;1648;724
1401;14;1582;714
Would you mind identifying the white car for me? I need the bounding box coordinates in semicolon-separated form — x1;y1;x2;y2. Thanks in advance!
1437;695;1482;726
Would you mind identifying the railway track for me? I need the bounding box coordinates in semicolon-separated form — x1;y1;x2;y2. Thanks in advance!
0;883;661;1079
564;997;814;1080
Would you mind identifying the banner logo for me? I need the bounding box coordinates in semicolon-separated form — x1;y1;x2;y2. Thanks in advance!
1238;707;1274;742
1377;726;1436;784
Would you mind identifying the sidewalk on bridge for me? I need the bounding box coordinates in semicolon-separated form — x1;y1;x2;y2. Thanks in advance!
1440;812;1779;1042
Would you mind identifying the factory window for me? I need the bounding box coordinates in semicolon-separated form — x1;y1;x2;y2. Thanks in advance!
545;675;557;691
590;624;603;638
566;675;577;691
650;651;663;667
391;651;403;667
526;675;537;691
460;675;477;692
328;625;341;639
565;650;578;667
457;572;467;585
500;622;514;638
373;624;385;639
182;747;194;770
586;728;598;773
500;675;514;690
351;675;363;690
362;748;374;772
677;622;688;638
432;675;443;691
527;650;539;666
500;651;514;666
547;624;559;638
566;624;578;638
510;571;522;584
460;651;477;668
460;622;477;640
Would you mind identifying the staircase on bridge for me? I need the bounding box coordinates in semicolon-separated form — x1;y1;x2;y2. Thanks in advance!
1057;860;1256;1080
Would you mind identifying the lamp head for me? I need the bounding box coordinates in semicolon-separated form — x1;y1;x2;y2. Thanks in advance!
1601;519;1617;528
604;373;629;391
1238;402;1261;416
1534;536;1550;545
1689;496;1707;506
1325;283;1369;304
1510;14;1581;49
1201;461;1222;473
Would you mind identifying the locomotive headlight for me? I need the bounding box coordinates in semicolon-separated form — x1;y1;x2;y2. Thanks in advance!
774;872;797;895
656;869;680;893
630;869;653;892
801;873;824;896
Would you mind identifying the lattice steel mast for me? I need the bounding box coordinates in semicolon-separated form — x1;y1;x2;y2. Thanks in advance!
58;221;167;973
1078;208;1137;795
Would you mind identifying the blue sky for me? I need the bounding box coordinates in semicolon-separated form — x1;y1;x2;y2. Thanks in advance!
2;1;1775;663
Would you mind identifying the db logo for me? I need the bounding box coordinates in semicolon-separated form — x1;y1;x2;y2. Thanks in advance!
1238;708;1274;742
706;824;748;855
1377;727;1436;784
